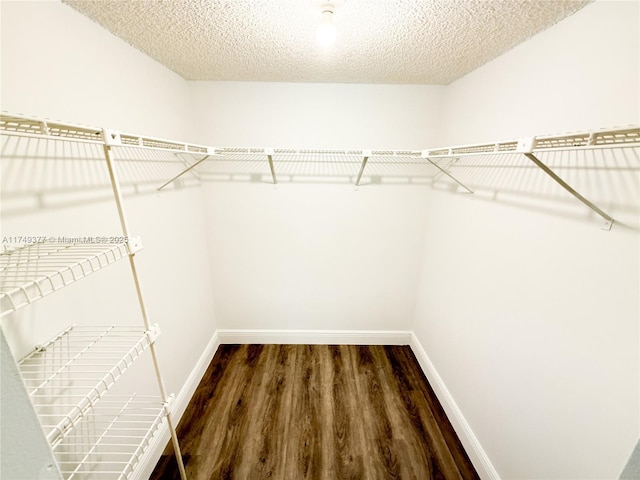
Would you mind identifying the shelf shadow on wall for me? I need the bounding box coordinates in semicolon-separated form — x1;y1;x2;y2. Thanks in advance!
428;148;640;230
174;147;640;229
2;133;639;230
1;135;201;217
191;153;439;186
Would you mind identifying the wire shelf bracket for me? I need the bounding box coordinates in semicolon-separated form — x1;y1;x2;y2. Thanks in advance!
421;152;474;194
174;152;204;181
517;137;615;230
157;153;213;190
265;148;278;185
354;151;370;186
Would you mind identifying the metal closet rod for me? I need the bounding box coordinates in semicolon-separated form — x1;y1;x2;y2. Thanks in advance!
1;112;638;230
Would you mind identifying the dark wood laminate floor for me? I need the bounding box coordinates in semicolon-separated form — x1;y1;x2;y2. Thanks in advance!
151;345;479;480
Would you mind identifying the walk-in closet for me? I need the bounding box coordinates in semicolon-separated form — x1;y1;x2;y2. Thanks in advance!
1;1;638;479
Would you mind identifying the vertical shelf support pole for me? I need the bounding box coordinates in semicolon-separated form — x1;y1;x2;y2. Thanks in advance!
265;149;277;184
101;130;188;480
421;152;474;194
355;150;370;186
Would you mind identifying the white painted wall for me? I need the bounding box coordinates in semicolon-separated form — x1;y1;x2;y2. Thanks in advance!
203;182;430;332
414;2;640;479
189;82;442;331
439;0;640;145
0;0;192;141
0;1;217;474
189;81;444;149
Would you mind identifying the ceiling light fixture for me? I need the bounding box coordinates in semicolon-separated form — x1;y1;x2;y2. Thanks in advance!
314;1;345;47
316;8;336;46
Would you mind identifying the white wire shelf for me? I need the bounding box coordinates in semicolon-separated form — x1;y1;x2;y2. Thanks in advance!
0;241;136;317
0;114;104;144
4;112;638;160
423;126;640;158
0;113;211;155
52;394;166;480
17;325;157;446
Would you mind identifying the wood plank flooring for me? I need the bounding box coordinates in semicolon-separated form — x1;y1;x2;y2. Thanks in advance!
151;345;479;480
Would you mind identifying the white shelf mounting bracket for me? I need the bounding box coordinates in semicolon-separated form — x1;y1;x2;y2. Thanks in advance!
102;129;123;147
517;137;614;231
158;149;215;191
265;148;277;184
421;151;474;194
126;236;143;255
145;323;162;344
162;393;175;415
355;150;371;186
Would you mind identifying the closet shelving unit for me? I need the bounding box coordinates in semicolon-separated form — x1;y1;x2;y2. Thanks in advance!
157;124;639;230
1;113;639;478
421;128;640;230
0;113;192;480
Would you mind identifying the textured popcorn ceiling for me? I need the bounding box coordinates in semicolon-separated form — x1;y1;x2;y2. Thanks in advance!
63;0;591;85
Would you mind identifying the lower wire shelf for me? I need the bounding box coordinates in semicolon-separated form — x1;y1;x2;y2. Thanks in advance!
53;394;166;480
18;325;156;446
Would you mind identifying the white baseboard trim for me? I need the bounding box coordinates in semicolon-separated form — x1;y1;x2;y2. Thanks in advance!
409;333;500;480
134;330;221;480
216;328;412;345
